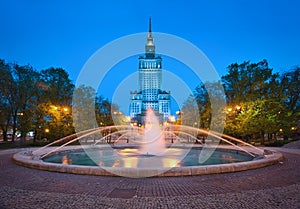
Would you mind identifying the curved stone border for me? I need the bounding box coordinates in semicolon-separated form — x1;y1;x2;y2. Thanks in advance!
12;146;283;177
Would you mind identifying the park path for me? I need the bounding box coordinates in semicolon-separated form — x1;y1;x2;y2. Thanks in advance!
0;147;299;209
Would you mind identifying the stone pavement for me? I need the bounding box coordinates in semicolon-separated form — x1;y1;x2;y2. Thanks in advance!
0;147;299;209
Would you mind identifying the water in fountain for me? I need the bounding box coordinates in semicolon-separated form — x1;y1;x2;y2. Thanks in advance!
140;108;166;156
32;106;268;179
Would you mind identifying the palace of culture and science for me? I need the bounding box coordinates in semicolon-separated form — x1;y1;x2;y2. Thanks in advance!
129;18;171;125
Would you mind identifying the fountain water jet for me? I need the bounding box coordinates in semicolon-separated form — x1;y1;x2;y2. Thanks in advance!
140;108;166;156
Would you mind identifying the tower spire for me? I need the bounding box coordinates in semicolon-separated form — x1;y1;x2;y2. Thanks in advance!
147;17;152;38
146;17;155;57
149;17;152;33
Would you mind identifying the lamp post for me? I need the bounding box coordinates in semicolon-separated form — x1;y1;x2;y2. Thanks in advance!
176;110;182;125
168;115;176;143
235;105;242;113
226;105;242;115
44;128;50;141
62;106;70;127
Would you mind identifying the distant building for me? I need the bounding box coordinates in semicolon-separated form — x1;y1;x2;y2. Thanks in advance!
129;18;171;125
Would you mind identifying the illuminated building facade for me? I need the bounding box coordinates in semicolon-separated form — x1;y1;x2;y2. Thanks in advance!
129;18;171;124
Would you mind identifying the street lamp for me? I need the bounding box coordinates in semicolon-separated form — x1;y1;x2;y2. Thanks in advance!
176;110;182;124
226;105;242;114
169;115;176;123
227;107;233;112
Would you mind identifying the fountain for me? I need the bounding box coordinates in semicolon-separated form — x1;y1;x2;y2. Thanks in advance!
140;108;166;156
12;109;283;178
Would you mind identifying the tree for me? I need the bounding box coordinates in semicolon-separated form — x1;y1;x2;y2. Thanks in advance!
181;94;199;127
13;64;40;143
194;83;210;129
222;60;284;144
37;68;75;141
95;96;114;126
280;67;300;137
40;67;74;105
0;61;40;142
228;100;284;143
0;59;12;141
72;85;97;133
194;81;226;131
222;59;274;103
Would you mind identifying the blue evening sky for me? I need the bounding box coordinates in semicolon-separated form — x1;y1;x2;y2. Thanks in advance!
1;0;299;113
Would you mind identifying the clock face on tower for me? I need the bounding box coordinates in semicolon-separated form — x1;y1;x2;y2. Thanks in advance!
147;46;154;53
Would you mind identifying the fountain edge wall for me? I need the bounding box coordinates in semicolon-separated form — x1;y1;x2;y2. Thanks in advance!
12;147;283;177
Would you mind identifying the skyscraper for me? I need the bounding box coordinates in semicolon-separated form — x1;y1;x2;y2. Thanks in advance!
129;18;171;125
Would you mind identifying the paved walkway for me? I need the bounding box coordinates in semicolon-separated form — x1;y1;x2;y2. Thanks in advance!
0;147;299;209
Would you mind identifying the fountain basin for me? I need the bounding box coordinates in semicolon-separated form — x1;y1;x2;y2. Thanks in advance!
13;145;283;177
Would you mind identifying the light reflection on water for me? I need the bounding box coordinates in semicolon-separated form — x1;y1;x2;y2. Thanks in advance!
61;155;68;164
162;158;180;168
43;147;253;168
123;157;138;168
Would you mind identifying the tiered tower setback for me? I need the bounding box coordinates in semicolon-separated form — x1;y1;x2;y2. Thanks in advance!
129;18;171;125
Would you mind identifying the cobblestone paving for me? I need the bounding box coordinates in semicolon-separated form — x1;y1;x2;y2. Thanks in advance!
0;148;299;209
